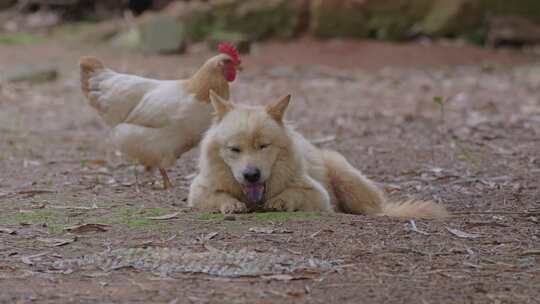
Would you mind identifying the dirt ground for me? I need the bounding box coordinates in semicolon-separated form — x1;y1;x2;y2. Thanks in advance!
1;34;540;304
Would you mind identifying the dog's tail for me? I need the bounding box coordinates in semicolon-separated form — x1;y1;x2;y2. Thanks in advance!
321;150;448;219
379;199;449;219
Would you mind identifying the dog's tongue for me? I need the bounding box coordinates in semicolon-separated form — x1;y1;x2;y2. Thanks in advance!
242;184;265;204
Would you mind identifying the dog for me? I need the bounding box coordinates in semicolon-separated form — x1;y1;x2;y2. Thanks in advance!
188;91;448;218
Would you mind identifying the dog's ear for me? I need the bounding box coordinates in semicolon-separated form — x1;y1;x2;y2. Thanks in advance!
266;94;291;123
209;90;233;121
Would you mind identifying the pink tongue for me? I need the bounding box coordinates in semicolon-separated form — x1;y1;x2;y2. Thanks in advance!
243;184;265;204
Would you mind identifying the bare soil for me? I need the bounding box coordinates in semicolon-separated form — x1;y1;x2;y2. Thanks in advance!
1;36;539;304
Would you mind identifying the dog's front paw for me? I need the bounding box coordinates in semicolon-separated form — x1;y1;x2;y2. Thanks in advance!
265;198;296;212
219;200;248;214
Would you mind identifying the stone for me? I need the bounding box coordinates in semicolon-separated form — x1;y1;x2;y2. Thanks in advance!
487;16;540;46
213;0;308;40
137;13;186;54
2;66;58;84
311;0;431;40
363;0;432;40
310;0;368;38
0;0;15;10
421;0;482;36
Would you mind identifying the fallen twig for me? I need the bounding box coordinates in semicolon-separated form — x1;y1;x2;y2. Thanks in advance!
408;220;430;235
446;227;482;239
520;250;540;257
1;189;56;199
147;212;179;220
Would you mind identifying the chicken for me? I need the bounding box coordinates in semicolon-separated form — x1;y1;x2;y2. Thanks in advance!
79;43;242;189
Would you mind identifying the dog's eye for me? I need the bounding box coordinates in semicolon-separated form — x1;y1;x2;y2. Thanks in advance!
258;143;270;150
228;146;241;153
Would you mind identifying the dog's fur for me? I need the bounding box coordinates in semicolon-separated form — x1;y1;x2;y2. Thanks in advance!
188;92;448;218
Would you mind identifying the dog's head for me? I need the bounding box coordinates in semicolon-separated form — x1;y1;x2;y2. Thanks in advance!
207;91;291;205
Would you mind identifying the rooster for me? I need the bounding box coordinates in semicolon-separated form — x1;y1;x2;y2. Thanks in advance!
79;43;242;189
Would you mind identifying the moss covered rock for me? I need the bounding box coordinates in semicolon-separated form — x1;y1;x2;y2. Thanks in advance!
137;13;186;53
311;0;432;40
212;0;307;40
421;0;483;36
363;0;433;40
0;0;15;10
310;0;368;38
421;0;540;44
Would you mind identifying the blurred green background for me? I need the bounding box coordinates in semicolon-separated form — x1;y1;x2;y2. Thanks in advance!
1;0;540;54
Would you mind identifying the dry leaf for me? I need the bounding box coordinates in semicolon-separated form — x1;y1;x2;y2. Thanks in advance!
287;291;305;299
0;227;16;235
37;237;76;247
147;212;179;220
49;205;99;210
21;252;48;265
520;250;540;256
249;227;293;234
262;273;314;281
196;232;219;243
65;223;110;234
446;227;482;238
262;274;294;281
83;159;107;166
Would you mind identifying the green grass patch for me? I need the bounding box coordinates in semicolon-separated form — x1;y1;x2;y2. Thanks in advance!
98;206;174;228
198;213;225;221
1;209;73;234
0;33;43;45
0;206;177;234
252;211;322;221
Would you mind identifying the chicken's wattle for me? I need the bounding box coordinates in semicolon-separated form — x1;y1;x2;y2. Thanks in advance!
222;63;237;82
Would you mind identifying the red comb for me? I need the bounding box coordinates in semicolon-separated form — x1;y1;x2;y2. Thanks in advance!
218;42;241;65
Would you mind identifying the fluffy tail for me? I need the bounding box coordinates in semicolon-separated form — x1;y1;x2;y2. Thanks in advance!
322;150;448;219
379;199;449;219
79;56;105;98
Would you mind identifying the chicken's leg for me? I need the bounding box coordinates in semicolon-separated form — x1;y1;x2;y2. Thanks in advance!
159;168;173;190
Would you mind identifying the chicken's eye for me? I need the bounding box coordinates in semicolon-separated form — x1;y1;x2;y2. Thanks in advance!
228;146;241;153
258;143;270;150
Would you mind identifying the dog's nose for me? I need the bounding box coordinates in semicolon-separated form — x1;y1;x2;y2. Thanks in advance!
243;167;261;183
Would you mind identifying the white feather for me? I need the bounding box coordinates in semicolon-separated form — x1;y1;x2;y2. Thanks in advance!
87;69;213;168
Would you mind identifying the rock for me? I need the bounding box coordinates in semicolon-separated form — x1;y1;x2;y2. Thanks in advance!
0;0;15;10
164;1;214;42
137;13;186;54
213;0;308;40
311;0;431;40
310;0;368;38
421;0;482;36
2;66;58;84
487;16;540;47
110;27;141;50
363;0;432;40
421;0;540;45
112;1;213;53
82;20;128;43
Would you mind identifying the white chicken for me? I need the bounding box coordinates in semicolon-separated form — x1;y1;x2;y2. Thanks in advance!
79;43;242;189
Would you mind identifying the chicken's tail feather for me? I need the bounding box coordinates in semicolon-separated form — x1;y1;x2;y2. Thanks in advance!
79;56;105;97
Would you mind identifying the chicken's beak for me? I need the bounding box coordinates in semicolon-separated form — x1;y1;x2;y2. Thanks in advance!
235;64;243;72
